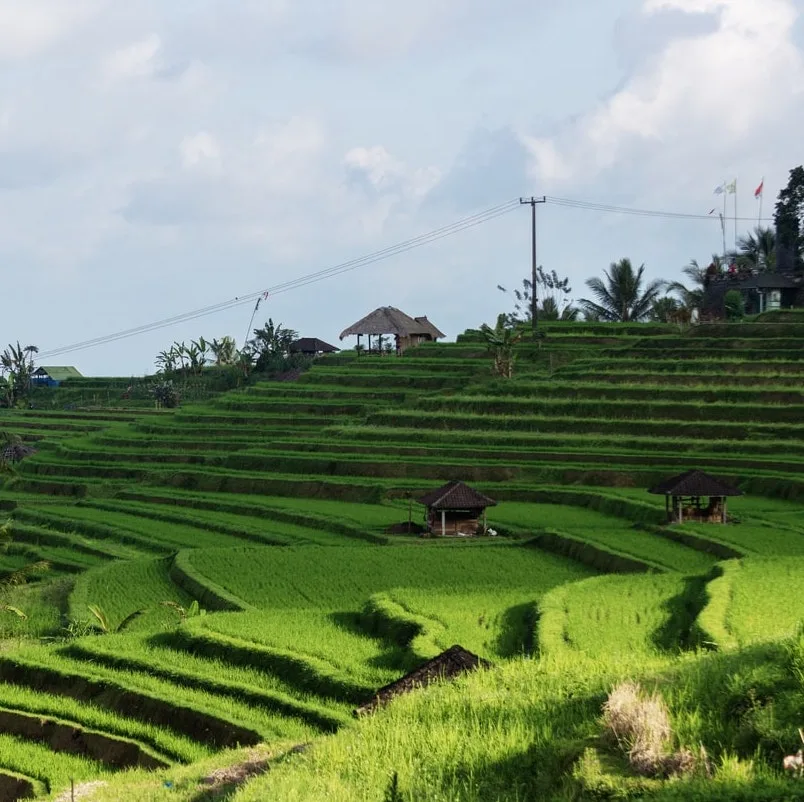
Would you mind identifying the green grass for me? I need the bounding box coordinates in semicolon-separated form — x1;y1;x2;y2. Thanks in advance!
180;544;593;610
0;644;318;746
698;558;804;649
0;732;110;795
538;574;693;658
69;557;193;631
193;610;399;687
491;503;717;573
0;577;71;639
0;681;208;763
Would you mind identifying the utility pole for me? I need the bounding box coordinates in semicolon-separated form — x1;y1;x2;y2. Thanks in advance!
520;196;546;338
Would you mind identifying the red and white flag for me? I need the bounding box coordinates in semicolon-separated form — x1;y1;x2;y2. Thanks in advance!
754;179;764;199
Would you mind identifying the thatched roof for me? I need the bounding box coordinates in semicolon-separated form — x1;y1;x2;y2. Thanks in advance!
289;338;339;354
648;469;743;497
354;645;491;716
339;307;443;340
413;316;446;339
417;481;497;510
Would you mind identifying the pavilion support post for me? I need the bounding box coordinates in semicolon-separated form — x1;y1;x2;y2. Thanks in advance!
483;508;487;534
441;510;446;537
722;497;727;524
676;496;683;524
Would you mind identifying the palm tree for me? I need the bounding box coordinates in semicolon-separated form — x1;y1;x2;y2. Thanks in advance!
666;257;717;311
579;259;665;322
734;226;776;272
0;342;38;407
480;314;523;378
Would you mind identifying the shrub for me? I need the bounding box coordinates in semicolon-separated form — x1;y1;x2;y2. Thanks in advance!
725;290;745;321
150;380;180;408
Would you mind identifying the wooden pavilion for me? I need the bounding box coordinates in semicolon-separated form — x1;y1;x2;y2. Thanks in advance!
648;469;743;524
339;306;445;355
417;481;497;537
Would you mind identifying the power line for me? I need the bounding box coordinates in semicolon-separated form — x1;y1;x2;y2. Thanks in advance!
546;195;774;222
37;193;778;360
38;200;520;358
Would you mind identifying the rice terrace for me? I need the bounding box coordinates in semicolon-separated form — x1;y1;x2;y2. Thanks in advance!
2;293;804;798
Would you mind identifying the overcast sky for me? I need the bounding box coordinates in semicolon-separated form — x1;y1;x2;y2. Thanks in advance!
1;0;803;375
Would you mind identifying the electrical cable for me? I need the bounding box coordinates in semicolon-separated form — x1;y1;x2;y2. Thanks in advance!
38;200;519;358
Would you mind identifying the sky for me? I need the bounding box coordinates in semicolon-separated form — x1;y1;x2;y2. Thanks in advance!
1;0;803;375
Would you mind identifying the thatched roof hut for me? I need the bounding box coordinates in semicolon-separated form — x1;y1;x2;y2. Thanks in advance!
339;307;445;354
649;469;742;524
354;645;491;716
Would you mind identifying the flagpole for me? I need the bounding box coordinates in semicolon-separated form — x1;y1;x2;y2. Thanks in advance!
719;212;726;258
733;179;738;251
757;176;764;227
723;187;727;258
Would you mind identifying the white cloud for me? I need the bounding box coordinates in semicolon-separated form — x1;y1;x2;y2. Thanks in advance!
103;33;162;82
0;0;101;61
345;145;440;198
180;131;221;170
522;0;804;187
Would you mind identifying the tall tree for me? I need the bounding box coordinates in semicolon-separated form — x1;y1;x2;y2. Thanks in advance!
497;267;577;324
248;319;298;372
579;259;665;322
0;342;38;408
734;226;776;272
774;165;804;273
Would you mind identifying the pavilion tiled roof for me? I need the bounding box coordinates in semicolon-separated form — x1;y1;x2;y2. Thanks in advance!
417;481;497;510
289;338;339;353
648;469;743;497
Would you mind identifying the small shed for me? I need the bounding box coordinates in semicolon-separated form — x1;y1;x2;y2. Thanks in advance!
30;366;83;388
648;469;743;524
339;306;445;355
354;645;491;716
417;481;497;536
289;338;339;357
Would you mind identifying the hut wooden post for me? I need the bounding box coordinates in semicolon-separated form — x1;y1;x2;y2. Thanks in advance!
441;510;446;537
721;497;727;524
357;334;362;356
482;508;487;534
665;494;669;522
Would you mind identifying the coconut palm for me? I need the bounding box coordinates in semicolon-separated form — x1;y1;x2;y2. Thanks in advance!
666;256;720;311
579;259;665;322
734;226;776;272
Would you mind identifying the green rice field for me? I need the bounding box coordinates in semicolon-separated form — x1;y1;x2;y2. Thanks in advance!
0;317;803;799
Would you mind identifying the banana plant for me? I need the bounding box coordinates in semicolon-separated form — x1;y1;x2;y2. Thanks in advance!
86;604;144;634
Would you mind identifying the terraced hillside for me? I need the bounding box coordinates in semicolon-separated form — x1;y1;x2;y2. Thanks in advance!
0;317;803;800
